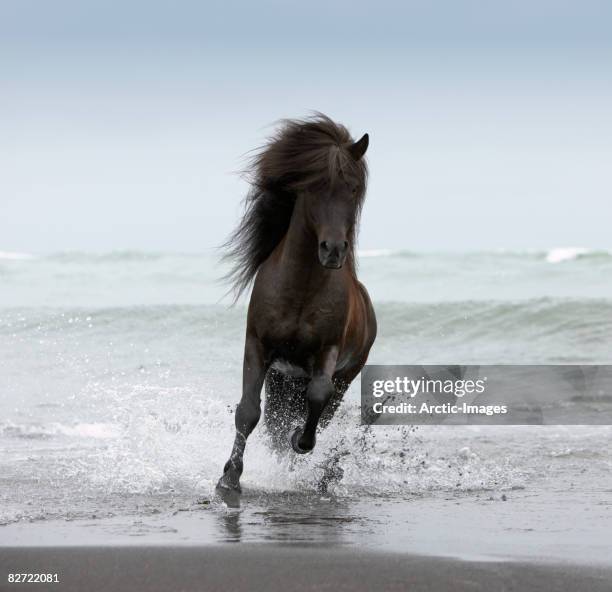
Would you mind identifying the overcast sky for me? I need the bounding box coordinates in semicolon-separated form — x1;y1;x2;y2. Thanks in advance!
2;0;611;253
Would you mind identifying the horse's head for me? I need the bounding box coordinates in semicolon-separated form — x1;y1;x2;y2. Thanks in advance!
223;115;370;298
306;133;369;269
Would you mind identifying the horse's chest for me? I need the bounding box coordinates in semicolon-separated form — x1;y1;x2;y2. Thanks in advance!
258;301;342;355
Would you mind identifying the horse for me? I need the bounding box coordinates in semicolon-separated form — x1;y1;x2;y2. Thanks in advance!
216;114;377;506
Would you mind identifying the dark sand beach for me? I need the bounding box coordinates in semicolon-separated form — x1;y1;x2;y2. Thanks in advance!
2;545;612;592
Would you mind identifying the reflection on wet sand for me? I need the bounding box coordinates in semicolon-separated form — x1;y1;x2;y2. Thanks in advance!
214;494;378;545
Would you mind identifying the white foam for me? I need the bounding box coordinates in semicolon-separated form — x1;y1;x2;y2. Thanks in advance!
57;422;121;439
0;251;36;261
0;421;121;440
358;249;396;258
545;247;591;263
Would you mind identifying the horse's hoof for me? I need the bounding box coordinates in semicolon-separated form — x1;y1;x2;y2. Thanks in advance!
215;478;242;508
290;428;314;454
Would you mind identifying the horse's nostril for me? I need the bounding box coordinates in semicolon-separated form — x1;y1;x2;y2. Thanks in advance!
320;241;329;252
342;241;349;251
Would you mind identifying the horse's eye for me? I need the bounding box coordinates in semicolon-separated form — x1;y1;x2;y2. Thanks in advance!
352;186;359;196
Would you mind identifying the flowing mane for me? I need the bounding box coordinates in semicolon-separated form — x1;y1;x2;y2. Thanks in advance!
222;113;368;299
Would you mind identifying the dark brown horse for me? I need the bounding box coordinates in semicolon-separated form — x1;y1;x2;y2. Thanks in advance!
216;114;376;505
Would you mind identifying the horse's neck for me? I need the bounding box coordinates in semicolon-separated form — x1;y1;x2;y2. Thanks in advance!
276;197;326;292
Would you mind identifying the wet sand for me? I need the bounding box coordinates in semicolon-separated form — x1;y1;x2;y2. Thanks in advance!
2;447;611;591
1;545;612;592
3;469;612;564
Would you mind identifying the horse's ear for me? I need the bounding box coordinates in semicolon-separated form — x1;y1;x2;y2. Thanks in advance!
348;133;369;160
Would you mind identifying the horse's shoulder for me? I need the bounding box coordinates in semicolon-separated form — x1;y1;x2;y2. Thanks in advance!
352;279;376;325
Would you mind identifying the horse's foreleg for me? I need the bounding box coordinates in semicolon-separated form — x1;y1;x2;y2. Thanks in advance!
216;334;266;501
291;347;338;454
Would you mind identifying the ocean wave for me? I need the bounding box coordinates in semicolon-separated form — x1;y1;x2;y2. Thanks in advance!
474;247;612;262
2;248;611;267
545;247;597;263
0;420;121;440
358;249;401;258
356;247;612;263
1;297;610;334
46;250;204;263
1;298;610;369
377;297;612;336
0;251;36;261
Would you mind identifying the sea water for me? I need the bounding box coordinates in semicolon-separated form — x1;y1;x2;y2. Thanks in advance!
1;248;611;550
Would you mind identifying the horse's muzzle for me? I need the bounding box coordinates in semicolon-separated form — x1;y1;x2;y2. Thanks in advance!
318;240;348;269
